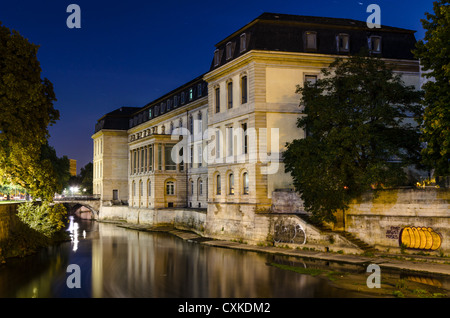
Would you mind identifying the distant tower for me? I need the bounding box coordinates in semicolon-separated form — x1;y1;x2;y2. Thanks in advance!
69;159;77;176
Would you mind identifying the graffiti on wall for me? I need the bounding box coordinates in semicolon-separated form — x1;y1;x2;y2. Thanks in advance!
399;226;442;251
273;219;306;244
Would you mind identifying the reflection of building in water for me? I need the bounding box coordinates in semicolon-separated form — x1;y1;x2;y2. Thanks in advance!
90;224;348;297
92;13;421;232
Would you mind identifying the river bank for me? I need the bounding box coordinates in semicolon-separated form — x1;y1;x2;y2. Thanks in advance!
104;220;450;298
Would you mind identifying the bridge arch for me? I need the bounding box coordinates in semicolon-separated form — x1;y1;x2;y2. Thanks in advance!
54;197;100;220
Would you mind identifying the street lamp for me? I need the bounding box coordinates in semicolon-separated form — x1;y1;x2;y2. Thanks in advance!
70;186;79;197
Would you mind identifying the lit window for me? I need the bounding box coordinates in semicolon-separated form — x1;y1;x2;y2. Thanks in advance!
189;88;193;101
229;173;234;195
240;33;246;52
369;36;381;53
305;31;317;50
243;172;249;194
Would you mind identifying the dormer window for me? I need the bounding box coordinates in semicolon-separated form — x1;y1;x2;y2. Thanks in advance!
305;31;317;51
369;36;381;53
214;49;220;66
181;92;185;104
337;33;350;52
240;33;246;52
189;88;193;101
197;83;202;97
226;42;233;60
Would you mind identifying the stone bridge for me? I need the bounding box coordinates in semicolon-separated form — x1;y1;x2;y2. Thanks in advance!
54;196;101;219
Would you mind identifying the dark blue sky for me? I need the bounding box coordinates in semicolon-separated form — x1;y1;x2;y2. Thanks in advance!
0;0;435;173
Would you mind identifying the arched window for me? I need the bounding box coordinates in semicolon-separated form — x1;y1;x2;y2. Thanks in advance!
139;180;143;197
243;172;249;194
216;174;221;195
166;181;175;195
132;181;136;196
229;173;234;195
190;180;194;196
148;180;151;197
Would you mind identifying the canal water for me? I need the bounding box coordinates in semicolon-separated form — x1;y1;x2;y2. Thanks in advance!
0;217;413;298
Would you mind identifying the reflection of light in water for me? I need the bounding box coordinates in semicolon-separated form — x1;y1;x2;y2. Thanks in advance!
67;216;79;252
83;230;86;239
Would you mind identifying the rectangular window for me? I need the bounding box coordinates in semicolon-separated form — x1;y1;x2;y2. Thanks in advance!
158;144;162;170
197;83;202;97
149;146;153;171
338;33;350;52
215;129;221;159
215;87;220;113
113;189;118;200
174;95;178;107
181;92;185;104
197;145;202;167
242;123;248;154
141;148;145;173
227;82;233;109
190;145;193;168
144;147;147;172
214;49;220;66
227;126;233;157
216;175;221;195
165;145;176;170
240;33;246;52
369;36;381;53
166;182;174;195
304;75;317;85
305;31;317;50
189;88;193;101
226;42;232;60
241;76;248;104
133;150;137;174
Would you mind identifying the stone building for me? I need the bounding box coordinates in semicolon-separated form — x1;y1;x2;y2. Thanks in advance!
92;13;421;237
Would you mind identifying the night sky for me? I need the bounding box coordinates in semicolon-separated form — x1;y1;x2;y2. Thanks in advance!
0;0;436;173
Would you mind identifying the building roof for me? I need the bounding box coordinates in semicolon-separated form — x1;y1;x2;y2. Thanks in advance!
210;12;418;70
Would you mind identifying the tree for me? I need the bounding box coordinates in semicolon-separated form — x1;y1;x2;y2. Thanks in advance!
79;162;93;195
0;22;60;200
414;0;450;177
283;54;423;223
